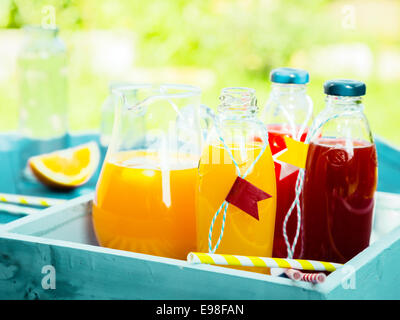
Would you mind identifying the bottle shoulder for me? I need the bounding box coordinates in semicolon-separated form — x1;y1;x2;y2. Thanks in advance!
309;107;374;144
206;115;268;146
261;94;313;127
19;37;67;60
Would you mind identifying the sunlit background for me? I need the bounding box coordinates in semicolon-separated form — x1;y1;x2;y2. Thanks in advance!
0;0;399;145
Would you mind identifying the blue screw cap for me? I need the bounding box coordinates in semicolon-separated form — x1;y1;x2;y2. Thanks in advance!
324;79;366;97
270;67;310;84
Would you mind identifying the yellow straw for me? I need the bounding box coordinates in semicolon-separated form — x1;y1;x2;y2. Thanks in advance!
0;193;66;207
187;252;342;272
0;203;41;215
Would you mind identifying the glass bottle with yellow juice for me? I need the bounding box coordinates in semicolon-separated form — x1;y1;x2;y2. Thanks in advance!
196;88;277;272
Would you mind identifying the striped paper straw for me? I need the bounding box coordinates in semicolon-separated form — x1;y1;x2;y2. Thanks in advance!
284;269;326;284
0;203;41;215
187;252;342;272
299;271;326;284
0;193;66;207
284;268;302;281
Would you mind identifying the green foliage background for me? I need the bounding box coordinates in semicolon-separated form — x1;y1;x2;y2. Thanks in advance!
0;0;399;145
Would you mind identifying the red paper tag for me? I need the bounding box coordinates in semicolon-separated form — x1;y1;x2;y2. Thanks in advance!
225;176;272;220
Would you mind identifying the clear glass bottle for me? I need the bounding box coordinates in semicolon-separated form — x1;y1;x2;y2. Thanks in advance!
300;80;378;264
261;67;313;258
18;25;68;141
93;84;205;260
197;87;277;272
17;25;68;185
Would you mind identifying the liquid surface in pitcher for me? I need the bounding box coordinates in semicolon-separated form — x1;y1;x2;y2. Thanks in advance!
197;142;277;271
268;124;308;258
301;139;378;264
93;150;198;260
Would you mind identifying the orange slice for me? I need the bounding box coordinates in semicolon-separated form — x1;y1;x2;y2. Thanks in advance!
29;142;100;189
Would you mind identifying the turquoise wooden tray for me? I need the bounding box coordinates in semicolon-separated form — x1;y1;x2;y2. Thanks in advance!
0;134;398;299
0;191;399;300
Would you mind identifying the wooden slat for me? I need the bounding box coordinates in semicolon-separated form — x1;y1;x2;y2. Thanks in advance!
0;232;324;300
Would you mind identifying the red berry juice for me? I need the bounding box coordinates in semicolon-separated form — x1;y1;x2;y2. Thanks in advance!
268;124;308;258
300;139;378;263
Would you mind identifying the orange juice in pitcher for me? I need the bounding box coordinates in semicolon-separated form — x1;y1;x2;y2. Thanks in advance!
93;151;198;259
196;88;277;273
93;84;205;260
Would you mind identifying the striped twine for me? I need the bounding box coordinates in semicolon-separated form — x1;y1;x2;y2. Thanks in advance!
267;97;312;259
282;113;344;258
207;119;269;254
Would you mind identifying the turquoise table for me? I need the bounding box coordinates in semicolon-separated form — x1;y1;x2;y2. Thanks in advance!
0;134;399;299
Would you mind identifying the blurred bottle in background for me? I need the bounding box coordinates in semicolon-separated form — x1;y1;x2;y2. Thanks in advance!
18;25;68;141
17;25;68;188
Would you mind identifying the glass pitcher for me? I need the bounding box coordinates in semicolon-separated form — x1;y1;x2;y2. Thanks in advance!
92;84;205;260
99;82;133;149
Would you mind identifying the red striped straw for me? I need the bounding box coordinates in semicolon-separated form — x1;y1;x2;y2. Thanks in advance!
301;272;326;284
284;269;326;284
284;268;302;281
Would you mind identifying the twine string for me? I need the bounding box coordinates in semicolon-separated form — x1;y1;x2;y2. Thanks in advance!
270;96;312;258
208;119;269;254
281;111;356;258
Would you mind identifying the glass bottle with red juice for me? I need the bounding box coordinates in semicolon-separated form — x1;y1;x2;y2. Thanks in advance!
300;80;378;264
261;67;313;258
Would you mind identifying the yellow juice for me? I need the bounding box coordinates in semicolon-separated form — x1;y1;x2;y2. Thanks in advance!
92;151;198;260
197;143;277;272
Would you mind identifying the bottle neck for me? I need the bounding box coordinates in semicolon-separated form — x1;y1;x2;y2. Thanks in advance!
270;83;307;96
325;95;364;111
25;25;58;39
217;87;258;119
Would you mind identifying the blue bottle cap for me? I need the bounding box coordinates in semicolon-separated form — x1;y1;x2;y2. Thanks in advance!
270;67;310;84
324;79;366;97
